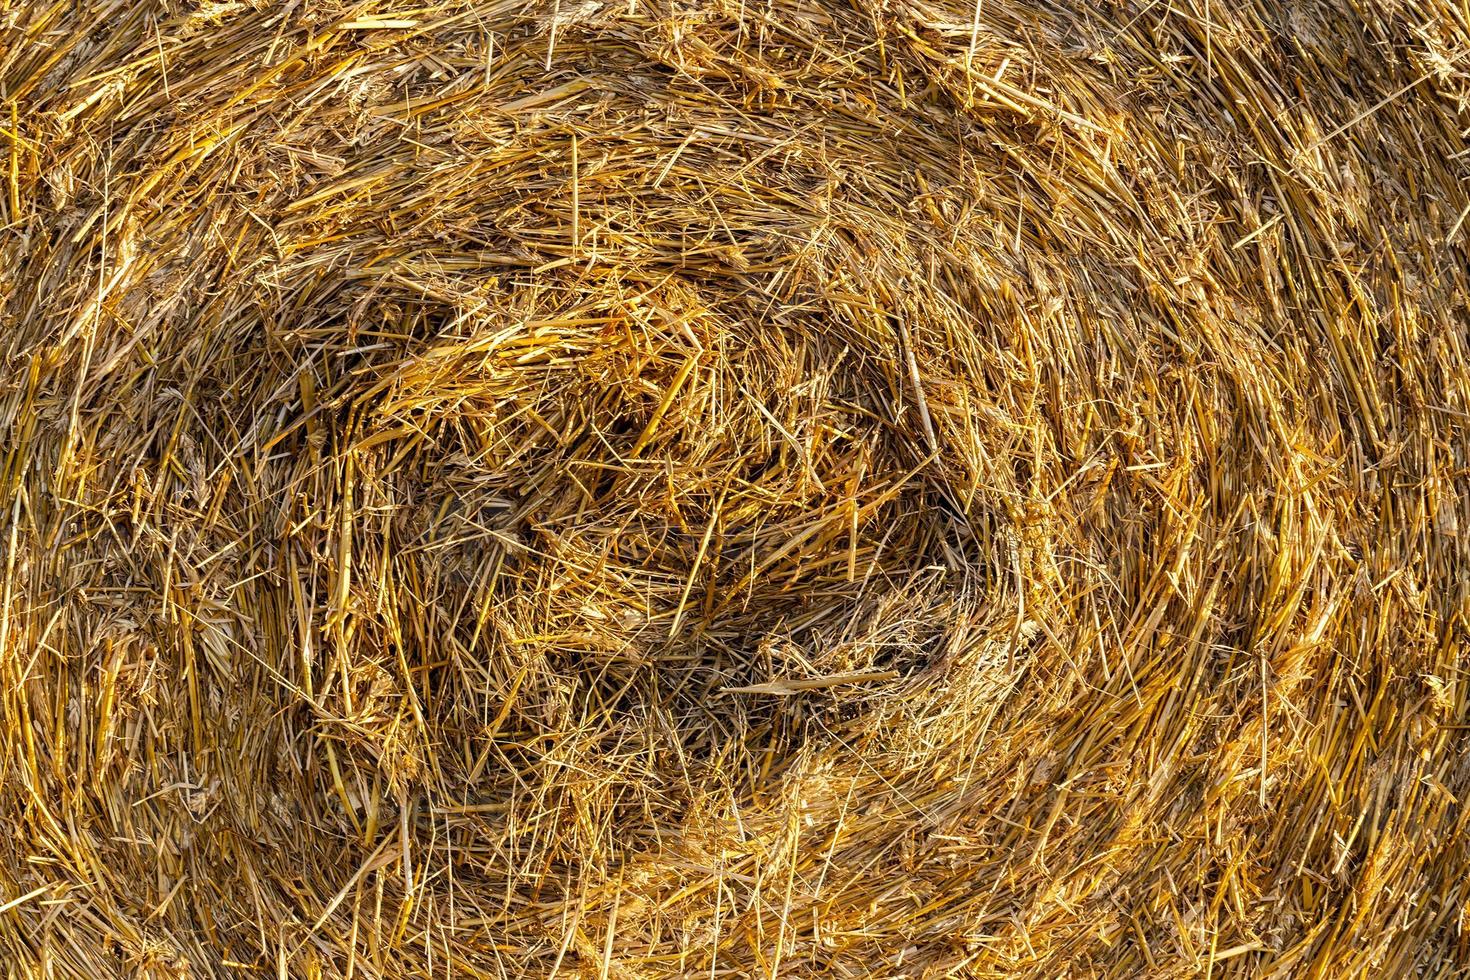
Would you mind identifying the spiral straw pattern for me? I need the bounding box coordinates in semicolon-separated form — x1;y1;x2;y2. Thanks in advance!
3;1;1470;975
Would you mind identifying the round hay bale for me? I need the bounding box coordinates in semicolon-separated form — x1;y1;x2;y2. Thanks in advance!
2;0;1468;976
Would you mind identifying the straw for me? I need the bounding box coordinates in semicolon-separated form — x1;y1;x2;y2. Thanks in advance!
2;0;1469;976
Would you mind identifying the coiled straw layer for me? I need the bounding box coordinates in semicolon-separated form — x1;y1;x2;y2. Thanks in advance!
2;1;1470;976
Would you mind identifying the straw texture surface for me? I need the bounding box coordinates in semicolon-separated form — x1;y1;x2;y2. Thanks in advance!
3;1;1470;976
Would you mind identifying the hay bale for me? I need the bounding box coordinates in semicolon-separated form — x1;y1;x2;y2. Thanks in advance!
2;0;1468;975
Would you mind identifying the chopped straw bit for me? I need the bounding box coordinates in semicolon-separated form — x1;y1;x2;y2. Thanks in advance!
2;0;1470;976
